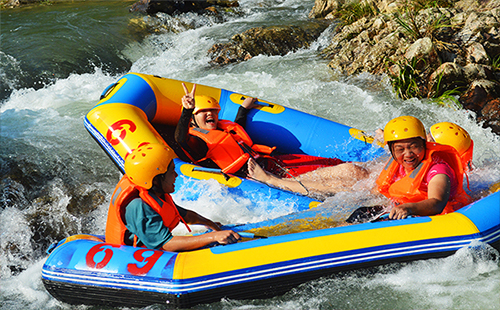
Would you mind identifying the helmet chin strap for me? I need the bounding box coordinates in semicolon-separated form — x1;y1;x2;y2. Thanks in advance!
191;113;199;128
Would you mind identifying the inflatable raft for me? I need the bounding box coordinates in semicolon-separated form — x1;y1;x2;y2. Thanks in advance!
41;73;500;307
42;190;500;308
83;72;384;210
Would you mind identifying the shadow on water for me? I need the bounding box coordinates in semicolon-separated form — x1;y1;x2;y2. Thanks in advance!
0;1;141;102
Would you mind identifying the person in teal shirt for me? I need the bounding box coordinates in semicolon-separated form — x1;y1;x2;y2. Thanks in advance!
106;143;240;251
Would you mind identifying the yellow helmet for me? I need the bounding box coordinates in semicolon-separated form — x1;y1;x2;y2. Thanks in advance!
384;116;426;143
430;122;472;155
124;143;175;189
193;95;220;114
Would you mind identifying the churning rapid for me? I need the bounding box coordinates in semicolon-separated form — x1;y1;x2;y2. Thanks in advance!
1;1;499;309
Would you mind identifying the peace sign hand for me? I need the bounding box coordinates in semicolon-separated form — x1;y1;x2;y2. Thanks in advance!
182;83;196;110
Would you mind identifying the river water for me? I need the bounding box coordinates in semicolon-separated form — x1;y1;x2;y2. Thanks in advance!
1;1;499;309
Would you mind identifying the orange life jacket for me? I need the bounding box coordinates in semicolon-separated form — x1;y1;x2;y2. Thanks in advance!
460;140;474;172
376;142;471;215
187;120;275;174
460;140;474;191
105;175;190;246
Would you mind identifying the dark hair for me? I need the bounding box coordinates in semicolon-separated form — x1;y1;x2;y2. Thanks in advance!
150;173;164;194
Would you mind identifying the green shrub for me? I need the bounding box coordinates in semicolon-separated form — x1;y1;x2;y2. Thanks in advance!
335;2;379;26
388;57;422;100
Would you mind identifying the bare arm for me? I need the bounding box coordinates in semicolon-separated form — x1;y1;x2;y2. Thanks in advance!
389;174;450;219
161;230;240;252
182;209;222;231
161;206;238;252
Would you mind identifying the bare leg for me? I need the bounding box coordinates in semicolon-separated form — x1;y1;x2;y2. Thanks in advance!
247;158;369;196
247;158;309;194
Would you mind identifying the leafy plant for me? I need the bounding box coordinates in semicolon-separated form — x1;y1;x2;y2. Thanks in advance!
410;0;457;10
491;54;500;71
387;57;423;99
393;6;451;42
335;2;379;26
430;72;463;109
431;88;462;109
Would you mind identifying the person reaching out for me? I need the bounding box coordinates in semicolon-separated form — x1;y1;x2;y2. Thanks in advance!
105;143;240;251
249;116;472;219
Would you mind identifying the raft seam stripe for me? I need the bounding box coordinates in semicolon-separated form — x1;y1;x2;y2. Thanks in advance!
42;232;498;293
84;117;124;170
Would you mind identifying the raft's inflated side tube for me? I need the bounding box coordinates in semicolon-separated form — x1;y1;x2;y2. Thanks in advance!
84;73;384;211
85;73;382;170
41;191;500;308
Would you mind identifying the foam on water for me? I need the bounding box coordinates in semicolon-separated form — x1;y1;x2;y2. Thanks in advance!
363;242;500;309
1;1;499;309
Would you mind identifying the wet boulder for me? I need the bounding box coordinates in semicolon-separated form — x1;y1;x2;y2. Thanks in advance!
208;23;329;65
460;80;500;133
130;0;239;15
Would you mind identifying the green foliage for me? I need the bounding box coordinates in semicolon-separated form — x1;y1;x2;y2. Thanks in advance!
388;59;464;107
388;57;423;100
387;0;459;103
430;72;463;109
335;2;379;26
491;54;500;71
393;6;451;42
410;0;456;10
431;89;462;109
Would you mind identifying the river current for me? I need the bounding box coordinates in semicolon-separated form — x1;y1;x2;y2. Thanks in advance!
1;1;499;309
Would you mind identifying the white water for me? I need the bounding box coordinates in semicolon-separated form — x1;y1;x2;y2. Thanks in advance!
1;0;499;309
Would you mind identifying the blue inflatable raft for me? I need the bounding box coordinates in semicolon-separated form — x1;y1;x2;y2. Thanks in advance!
42;191;499;307
41;73;500;307
83;72;384;210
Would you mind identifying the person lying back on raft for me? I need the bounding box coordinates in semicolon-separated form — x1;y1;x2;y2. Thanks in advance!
249;116;472;219
105;143;240;251
174;83;360;181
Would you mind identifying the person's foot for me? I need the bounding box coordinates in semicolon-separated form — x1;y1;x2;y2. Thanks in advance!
247;158;271;182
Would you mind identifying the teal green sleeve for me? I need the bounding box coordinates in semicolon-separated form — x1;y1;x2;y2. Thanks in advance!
124;198;173;249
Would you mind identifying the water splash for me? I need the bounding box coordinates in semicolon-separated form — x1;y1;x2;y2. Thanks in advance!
1;1;499;309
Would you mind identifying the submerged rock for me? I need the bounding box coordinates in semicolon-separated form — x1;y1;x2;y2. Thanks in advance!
130;0;239;15
208;23;329;65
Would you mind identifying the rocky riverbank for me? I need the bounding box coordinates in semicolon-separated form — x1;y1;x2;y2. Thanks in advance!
313;0;500;135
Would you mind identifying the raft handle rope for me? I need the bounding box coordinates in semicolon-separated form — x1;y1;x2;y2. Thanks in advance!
237;141;310;196
100;82;119;100
265;156;310;196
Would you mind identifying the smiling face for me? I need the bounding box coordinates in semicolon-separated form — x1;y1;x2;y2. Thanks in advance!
193;108;219;130
158;160;177;194
390;137;426;173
